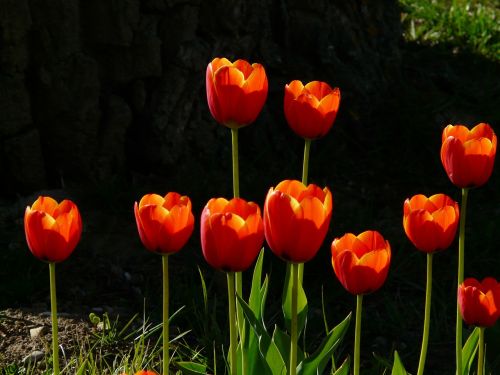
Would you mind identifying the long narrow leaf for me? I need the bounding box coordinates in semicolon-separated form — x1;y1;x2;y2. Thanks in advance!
391;351;407;375
282;263;308;337
462;327;480;375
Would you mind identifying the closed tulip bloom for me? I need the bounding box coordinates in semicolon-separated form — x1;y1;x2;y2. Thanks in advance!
206;57;268;128
284;80;340;140
441;123;497;188
201;197;264;272
134;192;194;254
403;194;459;253
264;180;333;263
458;277;500;327
331;231;391;295
24;196;82;263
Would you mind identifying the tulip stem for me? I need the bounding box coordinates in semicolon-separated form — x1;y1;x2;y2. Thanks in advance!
477;327;485;375
231;128;240;198
417;253;433;375
456;187;469;375
290;263;299;375
162;255;170;375
227;272;237;375
298;139;311;285
49;262;60;375
354;294;363;375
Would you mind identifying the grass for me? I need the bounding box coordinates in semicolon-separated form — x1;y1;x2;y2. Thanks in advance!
400;0;500;61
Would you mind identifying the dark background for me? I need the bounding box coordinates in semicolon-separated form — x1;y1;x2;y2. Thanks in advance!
1;0;499;373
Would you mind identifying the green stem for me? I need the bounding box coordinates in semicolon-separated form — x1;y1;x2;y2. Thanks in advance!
354;294;363;375
456;188;469;375
49;262;59;375
236;271;246;375
231;128;240;198
298;139;311;284
162;255;170;375
290;263;299;375
227;272;237;375
417;253;433;375
477;327;485;375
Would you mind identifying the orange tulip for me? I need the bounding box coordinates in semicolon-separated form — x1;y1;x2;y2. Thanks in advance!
263;180;332;263
441;123;497;188
24;196;82;263
201;197;264;272
134;192;194;254
458;277;500;327
403;194;459;253
206;57;268;128
284;80;340;140
331;231;391;295
134;371;159;375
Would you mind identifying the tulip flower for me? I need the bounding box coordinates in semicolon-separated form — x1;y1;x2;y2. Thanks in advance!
24;196;82;263
134;192;195;254
441;123;497;189
403;194;459;253
331;230;391;375
24;196;83;375
200;197;264;375
206;57;268;129
284;80;340;140
442;123;497;373
264;180;333;264
134;371;159;375
134;192;194;375
458;277;500;375
403;194;459;375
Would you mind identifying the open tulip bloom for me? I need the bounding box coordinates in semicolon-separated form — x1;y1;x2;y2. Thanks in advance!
24;196;83;375
440;123;497;373
200;197;264;375
331;230;391;375
134;192;195;375
403;193;459;375
264;179;332;375
458;277;500;375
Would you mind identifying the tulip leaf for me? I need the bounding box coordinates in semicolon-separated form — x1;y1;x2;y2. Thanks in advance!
391;351;407;375
271;325;305;373
297;313;351;375
176;361;207;374
237;294;285;375
249;249;266;320
282;262;308;337
462;327;480;375
332;357;350;375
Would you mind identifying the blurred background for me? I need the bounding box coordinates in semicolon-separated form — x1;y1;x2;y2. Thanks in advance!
0;0;499;373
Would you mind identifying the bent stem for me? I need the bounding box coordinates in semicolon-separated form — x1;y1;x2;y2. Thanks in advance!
227;272;237;375
162;255;170;375
417;253;433;375
49;262;59;375
477;327;485;375
354;294;363;375
456;187;469;375
290;263;299;375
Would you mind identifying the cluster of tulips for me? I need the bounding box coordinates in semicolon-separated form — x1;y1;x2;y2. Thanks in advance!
23;57;498;375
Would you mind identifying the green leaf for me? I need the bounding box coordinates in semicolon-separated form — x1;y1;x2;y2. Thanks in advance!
176;361;207;374
249;249;266;320
237;294;285;375
282;263;308;337
391;351;408;375
333;357;350;375
462;327;480;375
271;325;305;373
297;313;351;375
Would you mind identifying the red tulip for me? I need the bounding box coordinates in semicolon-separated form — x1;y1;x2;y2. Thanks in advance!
206;57;268;128
24;196;82;263
134;371;159;375
201;197;264;272
134;192;194;254
458;277;500;327
403;194;459;253
264;180;333;263
331;231;391;295
284;80;340;140
441;123;497;188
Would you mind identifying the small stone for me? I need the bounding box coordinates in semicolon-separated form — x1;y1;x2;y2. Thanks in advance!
23;350;44;364
29;326;46;339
